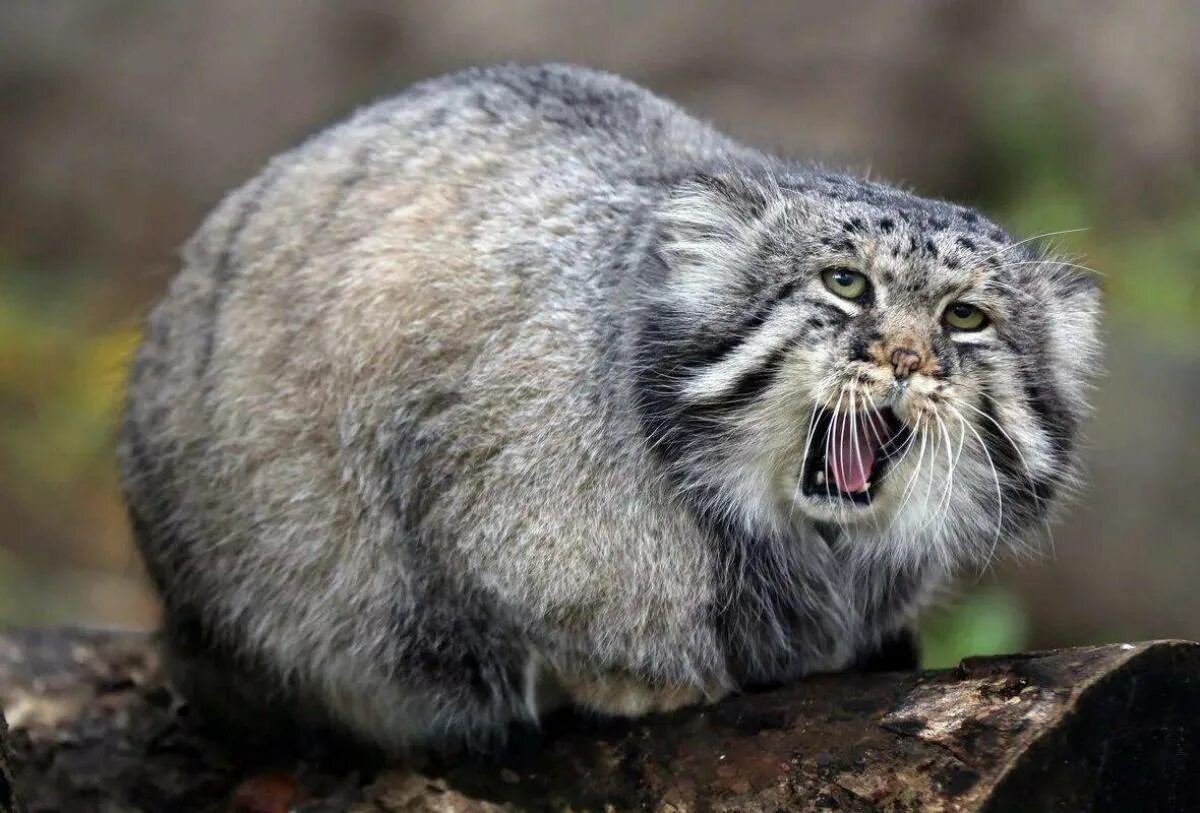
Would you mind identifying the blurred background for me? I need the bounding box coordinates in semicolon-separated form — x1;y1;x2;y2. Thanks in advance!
1;1;1197;667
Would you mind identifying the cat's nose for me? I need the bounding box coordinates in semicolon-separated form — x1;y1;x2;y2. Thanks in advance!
889;347;923;380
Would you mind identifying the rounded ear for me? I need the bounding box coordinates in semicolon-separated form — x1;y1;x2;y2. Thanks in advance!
1049;259;1103;324
656;172;771;249
652;173;772;314
1043;259;1104;402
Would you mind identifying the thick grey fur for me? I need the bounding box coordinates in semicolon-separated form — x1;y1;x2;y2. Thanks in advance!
119;64;1101;751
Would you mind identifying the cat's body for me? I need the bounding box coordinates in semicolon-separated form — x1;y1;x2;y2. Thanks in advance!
120;64;1100;751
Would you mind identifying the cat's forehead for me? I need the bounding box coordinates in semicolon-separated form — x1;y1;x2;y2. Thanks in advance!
780;182;1020;297
869;212;1008;296
782;171;1004;232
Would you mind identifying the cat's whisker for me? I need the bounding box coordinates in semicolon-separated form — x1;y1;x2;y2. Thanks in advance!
902;415;933;538
890;412;930;536
864;401;919;535
955;398;1038;471
885;422;921;499
935;409;966;538
860;389;888;449
930;411;956;536
992;259;1107;278
850;390;865;493
921;413;944;537
947;406;1005;576
954;397;1059;557
824;386;849;523
791;379;834;520
832;386;852;528
976;227;1091;266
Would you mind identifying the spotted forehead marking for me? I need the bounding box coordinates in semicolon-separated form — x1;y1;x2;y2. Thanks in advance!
812;202;1013;298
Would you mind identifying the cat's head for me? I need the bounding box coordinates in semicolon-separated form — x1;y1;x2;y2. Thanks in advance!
635;169;1101;571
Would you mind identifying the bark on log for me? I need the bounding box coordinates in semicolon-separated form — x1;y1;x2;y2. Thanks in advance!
1;701;19;813
0;629;1196;812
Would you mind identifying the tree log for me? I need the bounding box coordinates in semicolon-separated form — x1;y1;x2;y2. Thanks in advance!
0;629;1196;812
0;698;19;813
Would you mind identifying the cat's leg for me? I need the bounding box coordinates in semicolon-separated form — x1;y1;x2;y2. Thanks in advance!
544;665;727;717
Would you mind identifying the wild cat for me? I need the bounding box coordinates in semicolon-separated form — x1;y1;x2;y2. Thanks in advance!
119;64;1100;751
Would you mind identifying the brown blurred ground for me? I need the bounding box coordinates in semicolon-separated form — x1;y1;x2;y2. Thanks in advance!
0;2;1197;657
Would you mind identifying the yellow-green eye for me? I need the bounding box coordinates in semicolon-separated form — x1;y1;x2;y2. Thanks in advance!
944;302;989;331
821;267;870;300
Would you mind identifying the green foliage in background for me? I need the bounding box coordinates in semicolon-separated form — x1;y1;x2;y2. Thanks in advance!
920;587;1029;669
0;271;136;505
915;71;1200;660
974;70;1200;345
0;267;139;628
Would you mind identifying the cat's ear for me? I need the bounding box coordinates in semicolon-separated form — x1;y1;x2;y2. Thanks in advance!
653;173;772;310
1043;259;1103;402
1047;258;1102;324
656;172;770;252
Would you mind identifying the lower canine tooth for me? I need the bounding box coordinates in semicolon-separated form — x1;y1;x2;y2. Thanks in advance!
857;481;871;493
814;471;826;485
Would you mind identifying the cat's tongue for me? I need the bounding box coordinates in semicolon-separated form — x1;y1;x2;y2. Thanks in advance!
829;418;882;494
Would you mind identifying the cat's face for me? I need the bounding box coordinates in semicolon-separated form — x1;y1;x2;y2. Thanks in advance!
637;172;1100;568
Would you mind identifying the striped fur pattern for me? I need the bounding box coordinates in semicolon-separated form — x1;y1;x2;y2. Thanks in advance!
118;64;1101;751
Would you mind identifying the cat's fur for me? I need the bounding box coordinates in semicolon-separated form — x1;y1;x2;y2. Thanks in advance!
119;64;1101;751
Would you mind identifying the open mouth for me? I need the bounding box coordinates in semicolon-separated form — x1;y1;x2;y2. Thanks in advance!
800;405;910;506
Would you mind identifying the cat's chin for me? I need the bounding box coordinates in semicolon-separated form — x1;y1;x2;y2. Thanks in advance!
791;490;892;525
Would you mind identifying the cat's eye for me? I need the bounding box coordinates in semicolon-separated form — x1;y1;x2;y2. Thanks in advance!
943;302;989;331
821;267;870;301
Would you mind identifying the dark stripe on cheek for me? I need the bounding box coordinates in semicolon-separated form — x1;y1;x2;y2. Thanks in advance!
1009;323;1075;461
977;386;1023;479
1021;375;1074;458
708;344;791;411
803;315;831;334
694;280;798;365
977;378;1064;531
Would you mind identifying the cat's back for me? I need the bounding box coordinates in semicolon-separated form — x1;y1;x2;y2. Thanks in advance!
195;61;731;269
142;63;731;382
118;68;731;738
122;62;734;591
